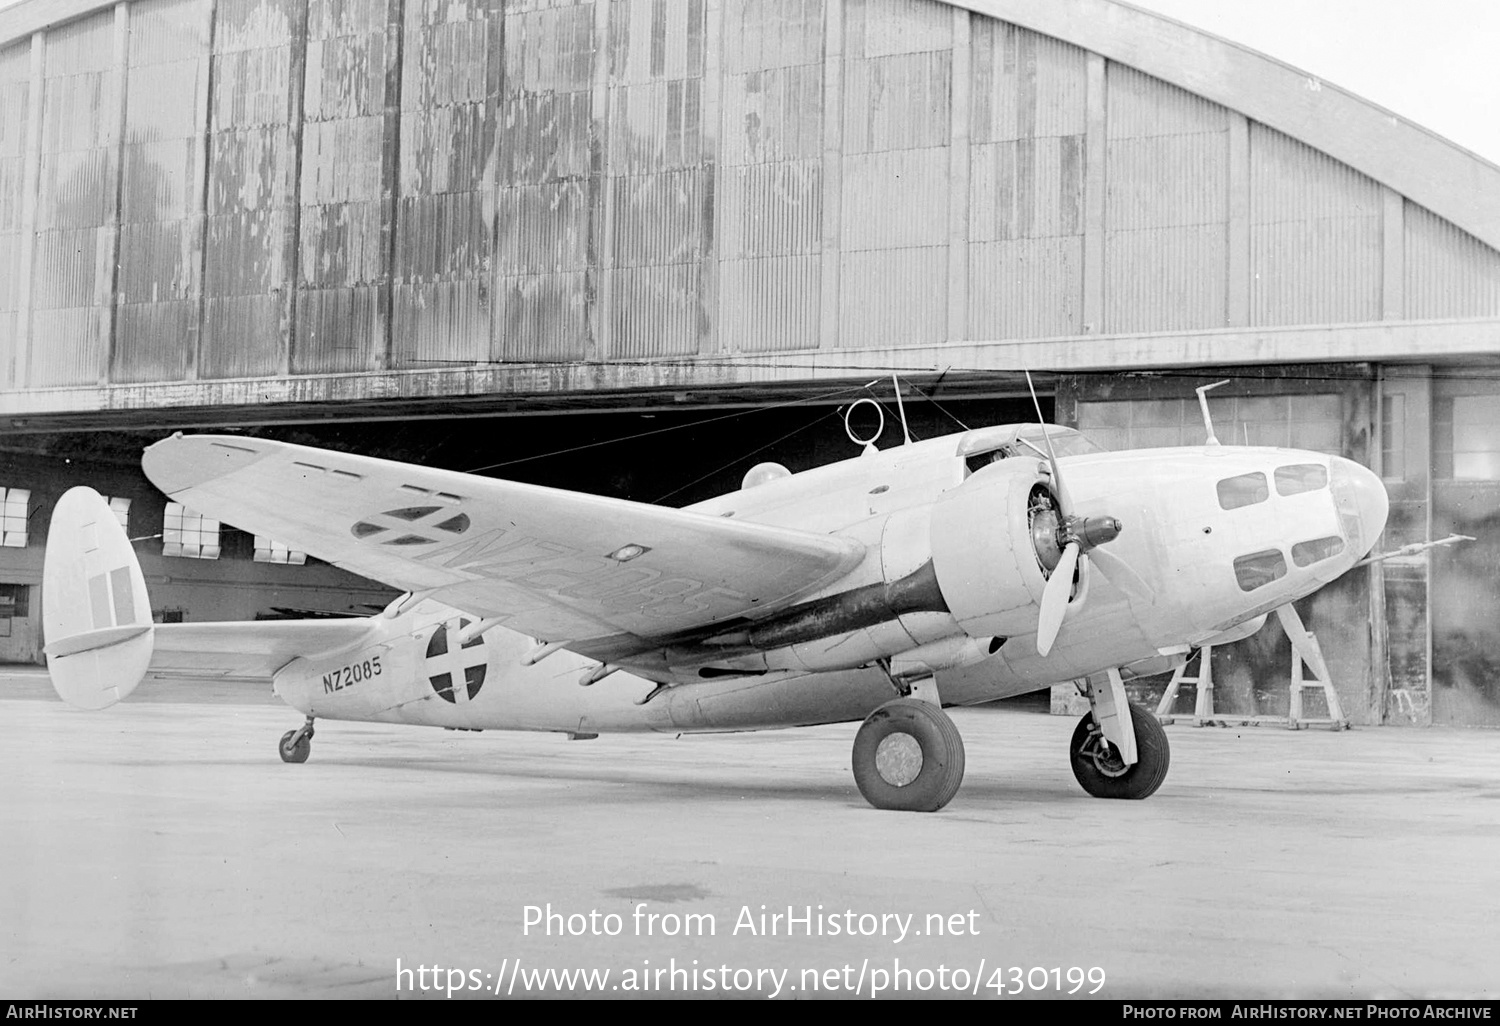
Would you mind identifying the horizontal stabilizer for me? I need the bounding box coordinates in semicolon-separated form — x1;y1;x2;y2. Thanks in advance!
43;487;155;709
44;624;152;659
148;619;378;680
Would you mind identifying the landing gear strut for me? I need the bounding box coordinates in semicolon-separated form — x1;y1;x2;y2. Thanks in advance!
851;698;965;812
279;716;315;764
1069;701;1169;799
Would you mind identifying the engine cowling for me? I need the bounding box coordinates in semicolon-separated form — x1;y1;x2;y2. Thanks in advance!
930;458;1057;640
690;456;1104;674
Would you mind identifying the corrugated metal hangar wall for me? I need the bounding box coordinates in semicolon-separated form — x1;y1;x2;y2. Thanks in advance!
0;0;1499;727
0;0;1495;387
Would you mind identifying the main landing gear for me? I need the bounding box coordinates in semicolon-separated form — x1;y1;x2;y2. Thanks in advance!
850;668;1171;811
851;698;966;812
279;716;315;764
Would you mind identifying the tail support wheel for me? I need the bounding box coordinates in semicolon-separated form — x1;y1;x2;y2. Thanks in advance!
852;698;965;812
279;717;315;764
1069;701;1169;799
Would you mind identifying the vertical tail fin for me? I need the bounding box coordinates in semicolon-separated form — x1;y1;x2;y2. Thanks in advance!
42;487;155;709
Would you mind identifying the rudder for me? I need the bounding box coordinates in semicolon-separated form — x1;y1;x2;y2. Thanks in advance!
42;487;155;709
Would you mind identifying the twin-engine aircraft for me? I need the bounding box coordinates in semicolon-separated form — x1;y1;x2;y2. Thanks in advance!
42;403;1387;812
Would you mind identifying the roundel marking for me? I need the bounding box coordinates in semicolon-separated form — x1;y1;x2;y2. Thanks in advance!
425;618;488;704
351;507;471;546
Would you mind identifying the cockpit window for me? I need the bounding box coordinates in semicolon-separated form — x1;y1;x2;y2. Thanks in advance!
957;426;1106;474
1275;464;1328;497
1292;536;1344;567
1012;428;1107;458
1234;549;1287;591
965;450;1004;475
961;429;1105;475
1217;472;1269;510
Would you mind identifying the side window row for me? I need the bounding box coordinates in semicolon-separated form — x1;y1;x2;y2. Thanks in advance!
1216;464;1330;511
1233;535;1346;592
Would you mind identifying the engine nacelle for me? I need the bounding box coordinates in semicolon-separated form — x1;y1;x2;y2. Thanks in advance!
930;458;1054;640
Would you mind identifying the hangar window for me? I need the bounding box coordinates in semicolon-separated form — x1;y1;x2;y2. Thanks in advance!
1292;536;1344;568
253;536;307;565
0;583;28;630
1436;394;1500;479
0;488;29;547
1380;393;1405;481
163;502;221;560
104;496;131;531
1233;549;1287;592
1077;394;1341;454
1217;472;1269;510
1274;464;1327;496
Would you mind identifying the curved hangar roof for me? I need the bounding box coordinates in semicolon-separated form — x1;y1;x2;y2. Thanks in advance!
0;0;1495;418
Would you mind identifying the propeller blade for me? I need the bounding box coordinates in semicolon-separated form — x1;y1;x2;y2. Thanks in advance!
1036;541;1080;657
1088;547;1156;605
1024;370;1071;515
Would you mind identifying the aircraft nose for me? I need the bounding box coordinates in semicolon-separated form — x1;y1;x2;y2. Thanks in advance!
1330;456;1389;557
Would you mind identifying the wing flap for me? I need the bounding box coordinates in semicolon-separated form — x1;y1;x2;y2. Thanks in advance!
143;435;865;644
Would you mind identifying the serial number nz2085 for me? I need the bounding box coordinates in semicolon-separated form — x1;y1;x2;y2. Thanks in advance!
322;656;382;694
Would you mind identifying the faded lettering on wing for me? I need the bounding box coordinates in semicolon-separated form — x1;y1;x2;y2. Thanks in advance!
418;527;747;619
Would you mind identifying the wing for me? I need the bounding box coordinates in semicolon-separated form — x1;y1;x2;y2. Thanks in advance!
146;619;378;681
142;435;865;647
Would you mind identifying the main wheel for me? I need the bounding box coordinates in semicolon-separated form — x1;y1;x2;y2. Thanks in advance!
279;729;311;764
851;698;965;812
1069;701;1169;799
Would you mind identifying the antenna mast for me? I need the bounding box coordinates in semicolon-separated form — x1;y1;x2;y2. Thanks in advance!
891;373;912;446
1196;380;1230;446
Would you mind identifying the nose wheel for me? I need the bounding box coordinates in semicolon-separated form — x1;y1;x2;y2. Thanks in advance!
1068;702;1169;799
851;698;965;812
279;717;315;764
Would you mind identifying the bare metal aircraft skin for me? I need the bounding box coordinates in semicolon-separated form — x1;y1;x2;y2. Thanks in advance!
41;419;1388;811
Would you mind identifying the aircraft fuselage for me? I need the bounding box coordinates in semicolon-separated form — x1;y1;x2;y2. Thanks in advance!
273;432;1387;735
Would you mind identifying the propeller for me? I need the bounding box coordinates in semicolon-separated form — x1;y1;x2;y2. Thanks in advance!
1088;547;1156;606
1024;372;1150;657
1035;536;1080;657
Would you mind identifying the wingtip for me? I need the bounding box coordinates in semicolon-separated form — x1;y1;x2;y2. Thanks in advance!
143;434;270;496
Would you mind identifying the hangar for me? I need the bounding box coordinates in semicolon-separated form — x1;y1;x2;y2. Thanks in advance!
0;0;1495;725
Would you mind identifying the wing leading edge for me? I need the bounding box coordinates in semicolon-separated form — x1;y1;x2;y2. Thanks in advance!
142;435;866;647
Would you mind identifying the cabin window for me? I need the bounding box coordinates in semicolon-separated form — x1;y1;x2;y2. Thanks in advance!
163;502;221;559
1292;536;1345;568
0;488;29;547
1217;472;1269;510
1274;464;1328;496
1233;549;1287;592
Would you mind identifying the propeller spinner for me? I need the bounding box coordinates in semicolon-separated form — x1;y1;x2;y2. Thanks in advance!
1033;496;1123;657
